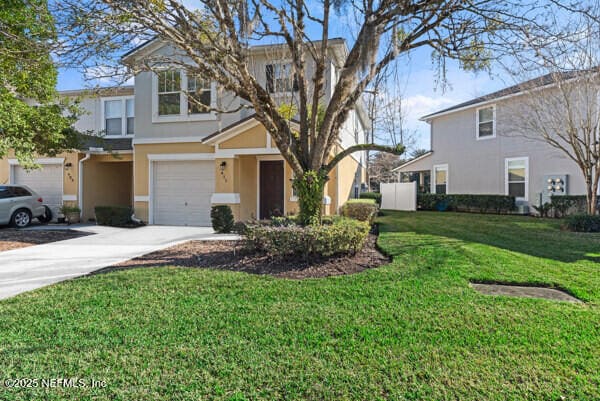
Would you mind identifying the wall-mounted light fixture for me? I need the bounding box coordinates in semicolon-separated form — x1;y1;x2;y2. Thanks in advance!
65;162;73;168
219;161;228;182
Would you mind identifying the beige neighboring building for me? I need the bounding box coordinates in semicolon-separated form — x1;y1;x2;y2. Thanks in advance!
0;39;368;226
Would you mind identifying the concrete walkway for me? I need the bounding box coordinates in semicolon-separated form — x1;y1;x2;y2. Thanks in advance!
0;225;239;300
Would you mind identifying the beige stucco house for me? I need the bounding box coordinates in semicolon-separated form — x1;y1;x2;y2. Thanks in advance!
0;39;368;226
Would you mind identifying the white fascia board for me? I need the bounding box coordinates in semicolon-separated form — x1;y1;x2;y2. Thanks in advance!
133;136;206;145
8;157;65;165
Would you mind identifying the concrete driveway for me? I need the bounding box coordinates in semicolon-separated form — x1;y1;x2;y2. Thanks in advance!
0;225;238;300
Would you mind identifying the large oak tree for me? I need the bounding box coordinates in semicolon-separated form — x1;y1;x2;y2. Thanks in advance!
55;0;587;223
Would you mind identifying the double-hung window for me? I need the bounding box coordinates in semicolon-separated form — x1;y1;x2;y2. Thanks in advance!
187;76;211;114
266;63;298;93
506;157;528;200
477;106;495;139
158;70;181;116
103;97;134;136
433;164;448;194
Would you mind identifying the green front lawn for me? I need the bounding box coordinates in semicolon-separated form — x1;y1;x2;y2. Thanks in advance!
0;211;598;400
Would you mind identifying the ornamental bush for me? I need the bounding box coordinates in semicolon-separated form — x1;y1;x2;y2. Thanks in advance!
550;196;587;217
95;205;133;227
340;199;379;223
245;218;370;259
564;214;600;232
359;192;382;206
417;194;515;214
211;205;235;233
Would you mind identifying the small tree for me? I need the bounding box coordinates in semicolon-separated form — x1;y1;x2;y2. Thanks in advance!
0;0;79;165
508;15;600;215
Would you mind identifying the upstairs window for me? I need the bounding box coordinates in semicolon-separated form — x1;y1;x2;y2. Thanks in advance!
104;100;123;135
187;76;211;114
158;70;181;116
103;97;134;136
266;63;298;93
126;98;135;135
477;106;495;139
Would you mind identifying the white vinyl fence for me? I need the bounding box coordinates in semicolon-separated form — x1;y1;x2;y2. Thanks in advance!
380;182;417;211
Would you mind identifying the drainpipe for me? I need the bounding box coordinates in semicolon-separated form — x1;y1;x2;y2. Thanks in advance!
78;153;91;218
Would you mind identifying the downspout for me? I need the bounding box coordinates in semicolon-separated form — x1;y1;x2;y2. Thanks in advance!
78;153;91;218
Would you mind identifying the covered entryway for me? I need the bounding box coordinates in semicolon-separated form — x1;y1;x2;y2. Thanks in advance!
12;162;63;217
152;160;215;226
259;160;284;219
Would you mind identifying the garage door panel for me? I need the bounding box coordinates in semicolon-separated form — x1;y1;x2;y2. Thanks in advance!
153;160;214;226
13;164;63;218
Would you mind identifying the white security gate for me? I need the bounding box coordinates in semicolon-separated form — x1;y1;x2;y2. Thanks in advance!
152;160;215;226
380;182;417;211
13;164;63;215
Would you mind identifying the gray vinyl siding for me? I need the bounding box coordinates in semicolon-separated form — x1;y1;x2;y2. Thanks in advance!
397;95;587;206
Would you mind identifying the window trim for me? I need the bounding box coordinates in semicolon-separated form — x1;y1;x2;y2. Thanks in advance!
101;95;135;138
432;164;449;194
505;156;529;201
476;104;496;140
151;69;217;123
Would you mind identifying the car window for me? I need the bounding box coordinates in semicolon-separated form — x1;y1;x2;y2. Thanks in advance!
0;186;10;199
8;186;32;198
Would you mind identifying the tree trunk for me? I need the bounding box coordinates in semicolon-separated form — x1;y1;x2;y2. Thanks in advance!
293;170;327;226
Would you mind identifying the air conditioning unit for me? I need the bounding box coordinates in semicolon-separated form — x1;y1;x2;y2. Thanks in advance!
516;204;530;215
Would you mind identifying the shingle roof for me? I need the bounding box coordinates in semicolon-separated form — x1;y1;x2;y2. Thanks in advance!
421;70;585;121
79;135;133;152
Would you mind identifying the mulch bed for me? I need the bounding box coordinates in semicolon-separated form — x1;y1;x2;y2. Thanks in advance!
102;233;391;279
0;229;90;252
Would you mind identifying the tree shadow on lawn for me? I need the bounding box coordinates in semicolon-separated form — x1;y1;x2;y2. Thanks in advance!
378;211;600;265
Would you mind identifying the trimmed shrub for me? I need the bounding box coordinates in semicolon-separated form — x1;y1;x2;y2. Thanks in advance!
95;206;133;226
359;192;382;206
341;200;378;223
417;194;516;214
246;218;370;259
564;214;600;232
211;205;235;233
550;195;587;217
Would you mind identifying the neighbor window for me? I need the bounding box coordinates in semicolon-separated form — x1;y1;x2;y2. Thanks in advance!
104;100;123;135
126;98;134;135
266;63;298;93
158;70;181;116
506;157;528;200
103;97;134;136
477;106;495;139
433;165;448;194
187;76;211;114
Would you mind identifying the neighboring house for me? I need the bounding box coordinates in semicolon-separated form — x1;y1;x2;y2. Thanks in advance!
0;38;368;226
394;74;592;211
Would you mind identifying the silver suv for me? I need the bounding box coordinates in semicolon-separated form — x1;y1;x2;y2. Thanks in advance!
0;185;48;228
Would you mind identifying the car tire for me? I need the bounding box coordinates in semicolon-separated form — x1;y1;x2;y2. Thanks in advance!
38;206;53;224
11;209;32;228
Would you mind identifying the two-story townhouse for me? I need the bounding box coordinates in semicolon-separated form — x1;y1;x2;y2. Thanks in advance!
394;73;593;212
0;38;369;226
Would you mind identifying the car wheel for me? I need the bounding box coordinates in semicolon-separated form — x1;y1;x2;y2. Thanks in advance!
11;209;32;228
38;206;53;224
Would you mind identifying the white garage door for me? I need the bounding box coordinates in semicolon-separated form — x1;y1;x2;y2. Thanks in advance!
152;160;215;226
13;164;63;213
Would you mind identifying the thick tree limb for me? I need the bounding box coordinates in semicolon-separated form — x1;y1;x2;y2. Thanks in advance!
323;143;405;173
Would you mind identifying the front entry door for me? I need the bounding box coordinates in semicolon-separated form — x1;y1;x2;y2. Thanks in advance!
259;160;284;220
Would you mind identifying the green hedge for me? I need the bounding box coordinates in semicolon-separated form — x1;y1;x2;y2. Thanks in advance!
550;196;587;217
564;214;600;232
95;206;133;227
246;218;370;259
341;200;378;223
417;194;516;214
359;192;382;206
211;205;235;233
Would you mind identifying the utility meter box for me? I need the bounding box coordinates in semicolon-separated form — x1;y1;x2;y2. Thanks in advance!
542;174;568;204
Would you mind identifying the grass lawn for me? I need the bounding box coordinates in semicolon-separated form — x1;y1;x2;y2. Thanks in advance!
0;211;598;400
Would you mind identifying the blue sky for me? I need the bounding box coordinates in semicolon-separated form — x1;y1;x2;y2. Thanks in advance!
55;3;512;152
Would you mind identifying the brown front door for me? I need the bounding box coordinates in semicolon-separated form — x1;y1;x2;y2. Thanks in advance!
259;160;284;220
